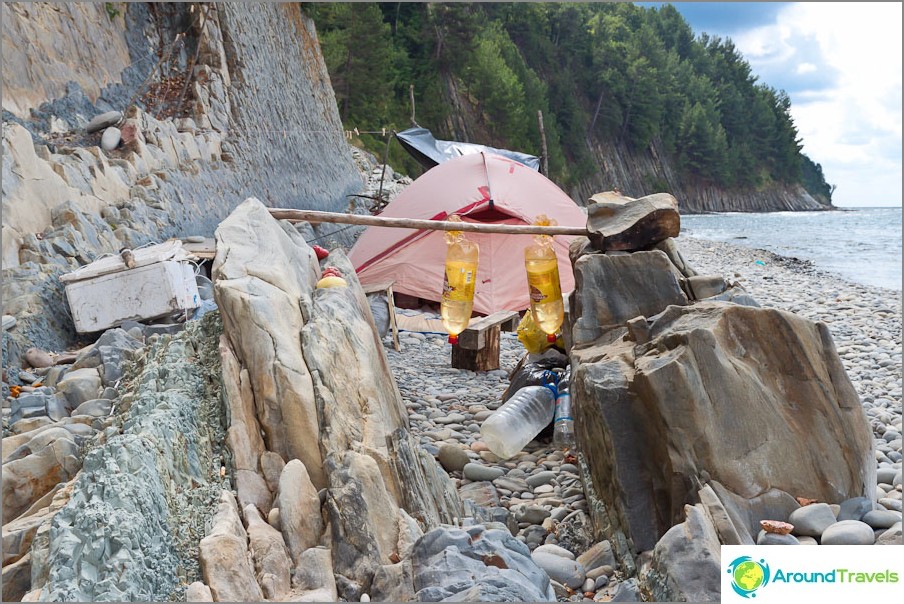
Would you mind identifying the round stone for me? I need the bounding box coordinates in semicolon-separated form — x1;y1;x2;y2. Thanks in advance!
533;544;575;560
515;505;551;525
789;503;837;537
862;509;902;529
437;443;469;472
531;551;586;589
820;520;876;545
101;127;122;151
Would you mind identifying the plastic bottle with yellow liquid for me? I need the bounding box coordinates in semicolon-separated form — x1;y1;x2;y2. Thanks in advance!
524;215;564;343
441;215;479;344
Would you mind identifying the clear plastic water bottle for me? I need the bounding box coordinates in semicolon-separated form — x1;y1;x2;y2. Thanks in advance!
480;385;556;459
553;382;576;451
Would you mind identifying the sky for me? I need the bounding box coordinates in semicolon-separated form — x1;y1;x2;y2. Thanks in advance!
639;2;902;208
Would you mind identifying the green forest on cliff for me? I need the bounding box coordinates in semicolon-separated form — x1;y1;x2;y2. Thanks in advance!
306;2;834;203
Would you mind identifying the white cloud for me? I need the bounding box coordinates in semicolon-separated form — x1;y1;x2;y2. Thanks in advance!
732;2;902;207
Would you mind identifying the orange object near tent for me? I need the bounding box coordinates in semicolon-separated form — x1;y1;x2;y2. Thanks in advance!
348;153;587;315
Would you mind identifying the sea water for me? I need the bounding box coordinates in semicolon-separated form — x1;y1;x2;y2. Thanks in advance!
681;207;902;290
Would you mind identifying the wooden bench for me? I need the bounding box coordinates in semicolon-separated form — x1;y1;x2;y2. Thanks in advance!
451;310;520;371
362;280;401;352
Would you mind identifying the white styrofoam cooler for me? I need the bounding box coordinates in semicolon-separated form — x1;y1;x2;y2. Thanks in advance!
64;260;201;333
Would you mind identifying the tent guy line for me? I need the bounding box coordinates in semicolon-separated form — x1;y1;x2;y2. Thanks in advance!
268;209;589;236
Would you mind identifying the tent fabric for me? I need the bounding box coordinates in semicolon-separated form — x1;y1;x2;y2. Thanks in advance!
348;153;586;315
395;127;541;171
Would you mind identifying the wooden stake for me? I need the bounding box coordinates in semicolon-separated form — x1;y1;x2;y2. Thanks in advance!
538;110;549;177
377;130;393;207
268;209;588;236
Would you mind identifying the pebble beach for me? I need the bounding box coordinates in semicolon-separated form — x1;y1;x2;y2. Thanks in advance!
384;235;903;599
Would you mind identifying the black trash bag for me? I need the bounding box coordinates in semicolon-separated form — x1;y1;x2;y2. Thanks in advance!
502;349;569;404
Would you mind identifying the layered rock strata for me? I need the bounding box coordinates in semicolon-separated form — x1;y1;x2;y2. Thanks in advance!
21;316;227;601
2;2;363;366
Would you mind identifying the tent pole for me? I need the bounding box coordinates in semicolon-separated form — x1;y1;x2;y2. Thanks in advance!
268;209;588;236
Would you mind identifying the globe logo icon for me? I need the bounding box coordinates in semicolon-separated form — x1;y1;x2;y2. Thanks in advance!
727;556;771;598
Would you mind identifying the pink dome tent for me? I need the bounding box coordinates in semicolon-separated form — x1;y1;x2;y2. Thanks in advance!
348;153;587;315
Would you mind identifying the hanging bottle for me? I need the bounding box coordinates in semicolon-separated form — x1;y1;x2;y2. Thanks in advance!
524;214;564;343
441;215;479;344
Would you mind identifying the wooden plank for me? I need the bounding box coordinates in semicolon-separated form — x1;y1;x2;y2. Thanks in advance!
362;281;395;295
458;311;519;350
269;209;587;236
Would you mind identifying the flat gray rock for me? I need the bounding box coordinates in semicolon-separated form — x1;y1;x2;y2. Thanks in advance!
756;530;800;545
876;467;898;484
73;398;113;418
789;503;838;537
463;463;505;482
526;471;556;488
86;110;122;133
514;505;551;525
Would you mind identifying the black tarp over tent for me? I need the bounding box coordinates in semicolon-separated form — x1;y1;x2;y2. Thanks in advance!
395;127;541;171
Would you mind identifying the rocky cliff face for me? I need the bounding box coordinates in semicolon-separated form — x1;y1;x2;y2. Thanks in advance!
2;2;365;362
573;137;830;213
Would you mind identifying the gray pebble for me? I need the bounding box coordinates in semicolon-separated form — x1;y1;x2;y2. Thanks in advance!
862;509;902;529
526;470;556;488
463;463;505;482
821;520;876;545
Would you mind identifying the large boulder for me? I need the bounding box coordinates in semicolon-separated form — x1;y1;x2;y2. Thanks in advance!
586;192;680;251
292;547;338;600
213;199;462;595
213;198;325;487
572;302;874;552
